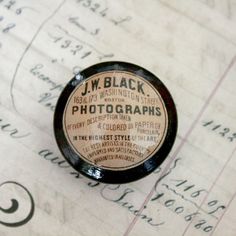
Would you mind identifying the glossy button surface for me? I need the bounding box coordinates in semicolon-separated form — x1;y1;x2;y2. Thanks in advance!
54;61;177;183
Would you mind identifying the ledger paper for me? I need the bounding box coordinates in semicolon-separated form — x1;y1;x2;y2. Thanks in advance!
0;0;236;235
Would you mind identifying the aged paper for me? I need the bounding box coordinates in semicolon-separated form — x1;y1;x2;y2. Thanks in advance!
0;0;236;235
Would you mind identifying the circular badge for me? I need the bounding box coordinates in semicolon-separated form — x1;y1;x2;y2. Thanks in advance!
54;61;177;183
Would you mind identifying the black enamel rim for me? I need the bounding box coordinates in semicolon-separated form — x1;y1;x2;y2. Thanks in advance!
54;61;178;184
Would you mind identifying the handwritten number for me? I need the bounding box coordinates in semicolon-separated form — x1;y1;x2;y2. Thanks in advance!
191;189;206;198
203;120;213;126
75;0;131;26
185;212;199;221
228;133;236;142
203;120;236;143
195;220;206;229
184;185;194;191
61;40;71;48
208;205;225;215
175;206;184;214
164;199;175;207
100;8;108;17
4;0;16;10
207;200;226;216
204;226;213;232
208;200;217;206
77;0;108;18
83;0;91;7
194;220;213;233
151;192;164;201
2;23;15;33
219;128;230;136
212;124;221;130
48;30;112;60
91;3;100;12
173;179;187;187
71;44;83;55
15;7;22;15
91;28;100;35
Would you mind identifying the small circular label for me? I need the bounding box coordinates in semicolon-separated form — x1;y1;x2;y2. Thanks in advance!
63;71;168;171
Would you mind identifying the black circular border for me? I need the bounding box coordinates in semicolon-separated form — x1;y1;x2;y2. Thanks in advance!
54;61;178;184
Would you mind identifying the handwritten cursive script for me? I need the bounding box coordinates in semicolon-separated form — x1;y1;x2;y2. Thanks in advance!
0;181;35;227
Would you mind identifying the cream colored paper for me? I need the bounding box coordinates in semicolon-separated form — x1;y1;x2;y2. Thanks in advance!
0;0;236;235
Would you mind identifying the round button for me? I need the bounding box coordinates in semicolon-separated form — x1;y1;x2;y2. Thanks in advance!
54;61;177;183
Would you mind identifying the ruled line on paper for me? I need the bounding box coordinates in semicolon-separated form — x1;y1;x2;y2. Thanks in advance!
123;55;236;236
209;190;236;235
182;144;236;235
10;0;66;111
158;0;236;47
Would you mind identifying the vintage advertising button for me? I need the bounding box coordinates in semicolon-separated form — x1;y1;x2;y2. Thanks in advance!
54;61;177;183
